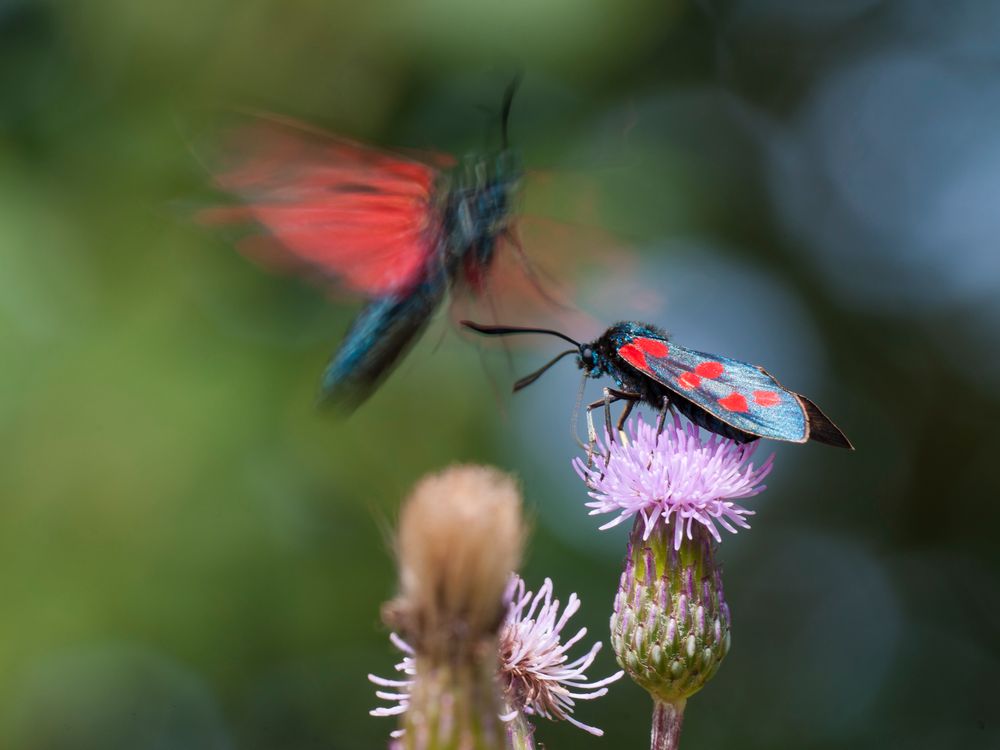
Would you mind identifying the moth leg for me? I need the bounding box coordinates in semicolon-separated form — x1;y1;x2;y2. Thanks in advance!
616;397;638;437
655;395;675;437
586;395;613;465
603;389;615;447
585;388;640;466
607;389;639;429
586;390;619;466
585;388;634;440
502;225;569;311
585;404;599;463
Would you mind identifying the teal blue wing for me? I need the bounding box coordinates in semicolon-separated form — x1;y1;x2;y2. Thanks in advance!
617;335;810;443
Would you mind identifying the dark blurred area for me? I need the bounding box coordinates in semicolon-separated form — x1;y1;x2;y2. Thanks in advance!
2;0;999;748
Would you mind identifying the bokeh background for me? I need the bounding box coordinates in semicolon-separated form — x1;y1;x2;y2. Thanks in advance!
3;0;1000;748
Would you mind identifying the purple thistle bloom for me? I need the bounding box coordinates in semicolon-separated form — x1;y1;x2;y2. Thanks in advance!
369;575;622;739
499;575;623;736
572;414;774;549
368;633;415;740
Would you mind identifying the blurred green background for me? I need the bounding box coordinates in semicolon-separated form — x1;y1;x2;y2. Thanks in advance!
3;0;1000;748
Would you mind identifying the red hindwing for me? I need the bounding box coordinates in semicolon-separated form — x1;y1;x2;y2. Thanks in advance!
198;114;450;297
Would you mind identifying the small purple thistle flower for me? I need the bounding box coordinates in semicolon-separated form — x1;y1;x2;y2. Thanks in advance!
368;633;416;740
572;414;774;549
369;575;623;741
373;464;524;748
499;575;624;736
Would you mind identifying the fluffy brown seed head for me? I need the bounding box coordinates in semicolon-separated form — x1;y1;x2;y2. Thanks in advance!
386;464;525;659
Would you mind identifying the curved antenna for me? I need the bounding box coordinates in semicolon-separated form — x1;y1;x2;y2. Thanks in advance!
500;73;522;150
512;349;576;392
460;320;580;347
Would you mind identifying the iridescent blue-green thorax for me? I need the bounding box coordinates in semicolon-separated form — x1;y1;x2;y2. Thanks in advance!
441;149;523;279
577;322;670;382
322;149;523;408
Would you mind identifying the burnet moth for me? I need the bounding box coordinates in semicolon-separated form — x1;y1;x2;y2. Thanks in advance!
199;80;532;409
461;320;853;450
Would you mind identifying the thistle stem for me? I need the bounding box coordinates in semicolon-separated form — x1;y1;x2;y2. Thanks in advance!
402;656;503;750
503;709;536;750
650;699;686;750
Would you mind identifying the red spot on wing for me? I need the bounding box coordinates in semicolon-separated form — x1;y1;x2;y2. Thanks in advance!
718;393;749;413
677;372;701;390
633;337;669;357
619;344;648;370
753;390;781;407
695;361;724;379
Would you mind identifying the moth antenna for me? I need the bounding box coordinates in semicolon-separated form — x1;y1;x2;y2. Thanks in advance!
460;320;580;347
512;349;576;392
500;73;522;150
480;279;515;372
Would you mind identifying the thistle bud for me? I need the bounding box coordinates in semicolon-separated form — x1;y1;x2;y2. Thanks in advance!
611;517;730;704
381;465;525;750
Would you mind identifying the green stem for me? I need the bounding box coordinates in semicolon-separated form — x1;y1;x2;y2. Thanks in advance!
503;708;536;750
402;654;503;750
650;699;686;750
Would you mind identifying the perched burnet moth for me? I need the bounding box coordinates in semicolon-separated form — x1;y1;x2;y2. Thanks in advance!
462;319;853;449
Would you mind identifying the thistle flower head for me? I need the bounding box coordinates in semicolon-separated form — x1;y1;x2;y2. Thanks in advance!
499;575;624;736
378;464;526;750
387;464;525;656
611;519;731;704
572;414;774;549
370;575;623;741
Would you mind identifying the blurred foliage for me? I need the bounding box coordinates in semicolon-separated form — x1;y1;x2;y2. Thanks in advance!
2;0;1000;748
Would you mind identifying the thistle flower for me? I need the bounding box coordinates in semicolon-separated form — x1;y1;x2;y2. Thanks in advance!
388;465;525;656
371;575;623;748
369;633;417;741
499;575;623;736
572;413;773;549
573;414;775;750
378;464;525;750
